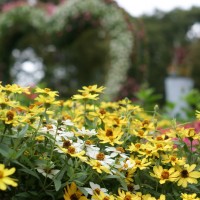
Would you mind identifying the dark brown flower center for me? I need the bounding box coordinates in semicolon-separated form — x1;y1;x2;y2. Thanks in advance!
68;146;75;154
99;108;106;115
124;195;132;200
156;144;163;148
135;160;141;165
127;184;134;192
116;147;125;153
171;156;176;161
181;170;189;178
106;129;113;137
156;136;163;141
142;120;149;127
96;152;105;160
161;171;169;179
46;124;53;130
63;140;71;149
94;188;101;195
6;111;14;121
85;140;92;145
70;194;78;200
135;143;141;149
138;130;144;136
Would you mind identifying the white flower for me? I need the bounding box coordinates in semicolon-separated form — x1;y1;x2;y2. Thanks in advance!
85;145;100;158
56;131;74;141
36;168;60;179
119;159;135;170
39;124;57;135
84;182;108;196
114;158;135;170
77;127;97;136
105;146;127;158
62;119;74;126
73;138;85;152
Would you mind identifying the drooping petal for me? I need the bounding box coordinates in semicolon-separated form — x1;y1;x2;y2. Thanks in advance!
0;180;7;190
2;177;18;187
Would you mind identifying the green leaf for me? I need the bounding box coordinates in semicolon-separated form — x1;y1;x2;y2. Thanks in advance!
19;168;40;179
188;184;200;193
54;163;68;180
14;191;38;198
53;179;61;191
67;166;74;177
0;143;10;158
18;124;29;138
11;145;27;160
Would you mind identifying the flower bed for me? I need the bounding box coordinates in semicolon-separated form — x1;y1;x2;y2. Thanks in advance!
0;83;200;200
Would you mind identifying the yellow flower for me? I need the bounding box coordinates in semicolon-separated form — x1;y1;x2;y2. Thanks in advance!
161;154;186;166
35;87;59;97
158;194;166;200
87;159;110;174
0;110;19;126
0;164;18;190
97;126;123;146
78;85;105;94
150;165;179;184
59;146;87;162
72;92;99;101
181;193;199;200
117;189;140;200
34;95;60;108
35;135;45;141
2;84;30;94
196;110;200;120
64;182;88;200
183;128;199;140
125;167;136;184
0;94;19;108
127;142;142;152
133;157;151;170
176;164;200;188
138;143;159;158
135;192;156;200
92;191;115;200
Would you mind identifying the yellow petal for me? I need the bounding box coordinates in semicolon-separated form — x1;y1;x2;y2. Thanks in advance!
188;164;196;172
4;167;16;176
0;164;5;171
3;177;18;187
189;171;200;178
186;177;197;184
0;181;7;190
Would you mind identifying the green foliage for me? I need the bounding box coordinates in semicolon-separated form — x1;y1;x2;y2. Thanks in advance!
134;85;162;111
133;7;200;100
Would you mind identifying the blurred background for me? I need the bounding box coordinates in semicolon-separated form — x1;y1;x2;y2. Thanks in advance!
1;0;200;117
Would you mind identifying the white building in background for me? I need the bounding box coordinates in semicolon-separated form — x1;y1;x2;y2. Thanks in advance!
165;77;194;118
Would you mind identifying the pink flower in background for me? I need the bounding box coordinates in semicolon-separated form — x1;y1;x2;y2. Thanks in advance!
182;137;199;152
2;1;25;12
183;120;200;132
45;3;56;15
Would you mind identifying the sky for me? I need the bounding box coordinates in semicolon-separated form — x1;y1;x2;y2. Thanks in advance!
115;0;200;17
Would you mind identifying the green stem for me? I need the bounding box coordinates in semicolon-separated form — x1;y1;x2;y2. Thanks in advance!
0;124;7;142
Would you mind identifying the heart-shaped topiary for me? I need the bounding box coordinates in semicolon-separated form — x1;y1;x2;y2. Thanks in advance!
0;0;134;99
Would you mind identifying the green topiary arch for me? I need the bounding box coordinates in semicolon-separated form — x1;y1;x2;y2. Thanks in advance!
0;0;134;99
49;0;134;99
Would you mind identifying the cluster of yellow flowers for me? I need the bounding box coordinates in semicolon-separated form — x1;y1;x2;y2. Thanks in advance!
0;83;200;200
